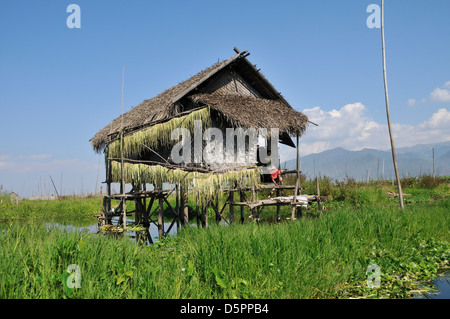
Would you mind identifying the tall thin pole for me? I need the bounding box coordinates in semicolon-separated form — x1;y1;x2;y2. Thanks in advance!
381;0;403;209
121;64;127;229
291;134;300;220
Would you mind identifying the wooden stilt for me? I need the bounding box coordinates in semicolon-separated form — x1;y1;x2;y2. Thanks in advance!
158;194;164;238
229;190;235;224
105;157;112;225
133;183;141;225
97;186;104;227
215;193;221;224
196;192;200;228
291;134;300;220
182;182;189;226
276;188;281;222
291;178;299;220
316;177;322;217
176;184;180;230
201;198;209;228
205;200;209;228
239;190;245;224
201;198;205;228
122;198;127;230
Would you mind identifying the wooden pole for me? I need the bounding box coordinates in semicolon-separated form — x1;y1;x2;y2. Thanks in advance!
201;197;209;228
196;192;200;228
291;134;300;220
182;182;189;226
229;190;235;224
49;175;61;200
120;65;128;229
122;197;127;231
142;182;147;224
106;155;111;201
276;188;281;222
381;0;403;209
176;184;180;230
204;200;209;228
239;190;245;224
97;186;104;227
215;193;221;224
251;186;256;220
158;193;164;238
316;177;322;217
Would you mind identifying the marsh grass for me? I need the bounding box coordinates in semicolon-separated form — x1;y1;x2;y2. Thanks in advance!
1;195;448;299
0;176;448;298
0;196;101;221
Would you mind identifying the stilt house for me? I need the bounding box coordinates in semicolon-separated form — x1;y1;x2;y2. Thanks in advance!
90;48;310;238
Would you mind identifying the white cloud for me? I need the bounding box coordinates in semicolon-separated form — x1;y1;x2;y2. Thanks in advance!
420;107;450;129
430;88;450;102
282;104;450;160
408;82;450;105
297;103;390;156
430;81;450;102
29;154;53;160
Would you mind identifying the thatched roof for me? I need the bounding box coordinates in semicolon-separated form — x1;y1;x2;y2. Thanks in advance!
90;49;308;152
190;93;308;136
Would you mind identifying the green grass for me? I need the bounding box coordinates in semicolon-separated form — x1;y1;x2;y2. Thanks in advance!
1;195;448;298
0;195;101;221
0;176;448;299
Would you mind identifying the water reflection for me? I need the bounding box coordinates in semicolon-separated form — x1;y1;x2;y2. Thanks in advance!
413;271;450;299
45;216;178;244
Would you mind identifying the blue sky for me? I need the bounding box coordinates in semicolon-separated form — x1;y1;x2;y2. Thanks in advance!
1;0;450;196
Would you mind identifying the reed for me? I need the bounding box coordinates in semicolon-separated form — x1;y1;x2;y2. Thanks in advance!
0;178;448;299
0;191;448;299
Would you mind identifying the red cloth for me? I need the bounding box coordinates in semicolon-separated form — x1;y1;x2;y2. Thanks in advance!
270;168;281;181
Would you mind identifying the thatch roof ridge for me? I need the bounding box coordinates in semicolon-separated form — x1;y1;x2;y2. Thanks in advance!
190;92;308;136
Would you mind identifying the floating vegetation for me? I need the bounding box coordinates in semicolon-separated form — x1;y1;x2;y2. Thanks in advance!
98;225;124;233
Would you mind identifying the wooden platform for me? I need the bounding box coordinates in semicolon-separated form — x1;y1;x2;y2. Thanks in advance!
229;195;317;210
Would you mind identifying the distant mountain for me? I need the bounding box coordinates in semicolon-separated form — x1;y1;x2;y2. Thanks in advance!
281;141;450;181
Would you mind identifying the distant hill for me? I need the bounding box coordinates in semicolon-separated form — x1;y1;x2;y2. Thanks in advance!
281;141;450;181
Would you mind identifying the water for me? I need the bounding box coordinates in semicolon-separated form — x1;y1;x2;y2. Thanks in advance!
46;216;179;244
413;270;450;299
